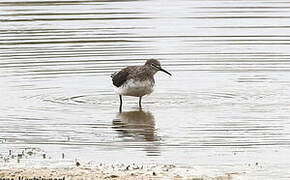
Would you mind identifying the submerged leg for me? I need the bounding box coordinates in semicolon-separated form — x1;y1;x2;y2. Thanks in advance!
139;96;142;109
119;95;123;112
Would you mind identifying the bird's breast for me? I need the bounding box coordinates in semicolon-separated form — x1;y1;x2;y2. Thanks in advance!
115;79;154;97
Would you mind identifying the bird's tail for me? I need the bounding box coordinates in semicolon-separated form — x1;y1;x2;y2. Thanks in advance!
110;72;117;78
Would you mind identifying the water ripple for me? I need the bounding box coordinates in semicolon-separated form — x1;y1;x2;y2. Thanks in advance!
1;0;290;178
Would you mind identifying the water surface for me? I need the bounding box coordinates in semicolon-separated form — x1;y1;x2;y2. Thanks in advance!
1;0;290;179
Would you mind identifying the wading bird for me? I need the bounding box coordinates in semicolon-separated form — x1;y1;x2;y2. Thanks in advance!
111;59;171;112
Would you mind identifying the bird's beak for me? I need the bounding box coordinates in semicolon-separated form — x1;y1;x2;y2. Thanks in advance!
159;67;172;76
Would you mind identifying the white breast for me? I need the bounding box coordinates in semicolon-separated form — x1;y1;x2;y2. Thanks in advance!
115;79;154;97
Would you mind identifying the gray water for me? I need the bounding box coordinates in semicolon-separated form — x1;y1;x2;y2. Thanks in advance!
1;0;290;179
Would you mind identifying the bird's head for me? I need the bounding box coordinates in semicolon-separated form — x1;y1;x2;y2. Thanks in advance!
145;59;171;76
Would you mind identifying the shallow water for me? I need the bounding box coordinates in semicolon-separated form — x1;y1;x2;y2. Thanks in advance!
1;0;290;179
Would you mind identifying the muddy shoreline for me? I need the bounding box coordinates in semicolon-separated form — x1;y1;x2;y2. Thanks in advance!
0;146;254;180
0;149;245;179
0;165;244;180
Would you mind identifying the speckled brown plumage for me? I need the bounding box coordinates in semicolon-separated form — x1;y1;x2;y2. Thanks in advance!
111;59;171;112
111;64;156;88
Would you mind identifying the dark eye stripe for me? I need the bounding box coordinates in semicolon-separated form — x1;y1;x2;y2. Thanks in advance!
151;64;159;69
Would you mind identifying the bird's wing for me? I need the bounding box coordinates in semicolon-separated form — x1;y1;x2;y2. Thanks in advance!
111;69;130;87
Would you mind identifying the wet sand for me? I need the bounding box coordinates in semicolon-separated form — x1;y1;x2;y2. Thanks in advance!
0;148;249;180
3;146;263;180
0;165;245;180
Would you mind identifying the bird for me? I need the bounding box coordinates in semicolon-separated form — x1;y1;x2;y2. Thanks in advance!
111;59;171;112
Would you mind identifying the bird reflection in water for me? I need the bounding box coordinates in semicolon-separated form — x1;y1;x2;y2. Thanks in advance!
112;110;160;156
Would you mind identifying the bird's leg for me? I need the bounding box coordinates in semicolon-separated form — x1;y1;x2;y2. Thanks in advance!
139;96;142;109
119;95;123;112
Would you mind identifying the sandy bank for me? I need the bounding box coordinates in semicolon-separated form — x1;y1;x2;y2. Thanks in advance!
0;164;247;180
